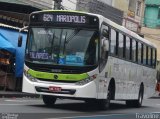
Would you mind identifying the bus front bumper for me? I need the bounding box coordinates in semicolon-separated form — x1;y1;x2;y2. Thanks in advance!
22;75;97;99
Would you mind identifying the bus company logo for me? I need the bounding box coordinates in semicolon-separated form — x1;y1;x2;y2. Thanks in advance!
53;75;58;80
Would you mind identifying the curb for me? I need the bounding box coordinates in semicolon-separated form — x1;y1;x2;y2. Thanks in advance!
0;91;40;98
150;96;160;99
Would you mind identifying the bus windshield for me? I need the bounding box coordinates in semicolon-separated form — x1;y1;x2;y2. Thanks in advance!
25;27;99;66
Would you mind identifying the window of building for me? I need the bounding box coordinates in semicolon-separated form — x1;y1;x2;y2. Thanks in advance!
129;0;136;12
158;9;160;19
136;1;141;16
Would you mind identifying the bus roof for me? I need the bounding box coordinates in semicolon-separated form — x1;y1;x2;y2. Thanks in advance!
31;10;156;49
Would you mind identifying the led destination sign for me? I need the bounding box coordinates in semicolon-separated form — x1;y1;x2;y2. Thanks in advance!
43;14;86;24
30;12;99;26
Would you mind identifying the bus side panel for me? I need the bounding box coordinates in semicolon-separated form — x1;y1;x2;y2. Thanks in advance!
106;56;156;100
143;68;157;99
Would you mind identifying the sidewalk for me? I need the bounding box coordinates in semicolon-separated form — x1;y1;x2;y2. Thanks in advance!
150;92;160;99
0;91;40;98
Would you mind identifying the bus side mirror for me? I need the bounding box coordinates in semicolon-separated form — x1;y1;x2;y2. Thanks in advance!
102;29;109;38
18;35;23;47
103;39;109;52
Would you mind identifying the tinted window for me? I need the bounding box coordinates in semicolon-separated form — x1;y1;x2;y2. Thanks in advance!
126;36;130;60
110;29;117;55
118;33;123;58
132;39;136;62
143;45;147;65
138;42;142;64
152;49;156;67
148;48;151;66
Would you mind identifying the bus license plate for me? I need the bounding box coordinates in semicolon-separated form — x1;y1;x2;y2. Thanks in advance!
49;86;61;92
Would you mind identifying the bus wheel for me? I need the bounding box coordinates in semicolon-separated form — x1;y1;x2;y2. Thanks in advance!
42;95;57;107
98;86;111;110
126;86;143;108
85;99;97;105
134;86;144;107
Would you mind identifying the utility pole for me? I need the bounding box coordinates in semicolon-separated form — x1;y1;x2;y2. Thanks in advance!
53;0;62;10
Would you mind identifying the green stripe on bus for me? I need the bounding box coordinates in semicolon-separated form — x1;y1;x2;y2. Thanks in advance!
28;69;89;81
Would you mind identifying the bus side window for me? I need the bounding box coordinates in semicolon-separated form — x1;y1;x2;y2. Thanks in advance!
132;39;136;62
141;44;143;64
146;46;148;65
99;24;109;72
126;36;130;60
118;33;123;58
152;49;156;67
148;47;151;66
138;42;142;64
100;24;109;60
143;45;147;65
110;29;116;55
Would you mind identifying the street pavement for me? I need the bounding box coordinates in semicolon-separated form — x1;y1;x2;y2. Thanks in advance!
0;91;40;98
0;97;160;119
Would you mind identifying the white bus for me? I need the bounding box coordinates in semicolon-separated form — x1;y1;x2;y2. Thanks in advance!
20;10;157;110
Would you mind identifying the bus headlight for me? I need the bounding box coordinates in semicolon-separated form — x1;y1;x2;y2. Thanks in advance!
24;69;38;82
76;74;97;85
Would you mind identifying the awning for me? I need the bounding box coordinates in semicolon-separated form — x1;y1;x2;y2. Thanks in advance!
0;33;16;54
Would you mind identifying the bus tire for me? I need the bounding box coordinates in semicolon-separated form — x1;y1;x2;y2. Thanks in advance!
97;85;111;110
42;95;57;107
134;85;144;108
85;99;97;105
126;100;133;107
126;85;143;108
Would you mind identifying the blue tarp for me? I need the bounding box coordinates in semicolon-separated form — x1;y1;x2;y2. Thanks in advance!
0;33;16;54
0;27;27;78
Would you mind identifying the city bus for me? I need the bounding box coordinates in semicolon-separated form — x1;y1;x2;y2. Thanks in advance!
20;10;157;110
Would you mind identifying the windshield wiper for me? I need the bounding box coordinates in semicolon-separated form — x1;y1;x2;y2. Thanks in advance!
50;31;55;55
63;32;67;54
65;29;81;44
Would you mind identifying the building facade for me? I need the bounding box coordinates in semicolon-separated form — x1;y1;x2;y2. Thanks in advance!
76;0;124;25
121;0;145;33
144;0;160;28
76;0;145;33
0;0;52;27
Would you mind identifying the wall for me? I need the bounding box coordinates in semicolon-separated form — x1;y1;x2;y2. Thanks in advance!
141;27;160;60
145;0;160;5
76;0;124;25
112;0;129;13
99;0;112;5
144;6;159;28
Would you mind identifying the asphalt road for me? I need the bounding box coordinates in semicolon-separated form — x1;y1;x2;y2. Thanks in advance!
0;97;160;119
